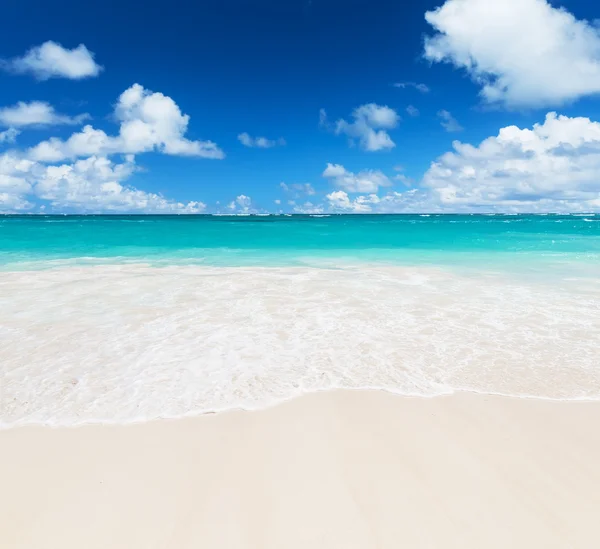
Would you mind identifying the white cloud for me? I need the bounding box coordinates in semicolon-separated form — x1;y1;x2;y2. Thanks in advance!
0;101;89;128
327;104;400;151
238;132;285;148
393;166;414;186
227;194;254;213
324;113;600;213
36;156;205;213
0;85;219;214
394;175;413;186
326;190;374;212
322;163;393;193
0;84;221;213
325;191;434;213
0;193;33;212
115;84;223;158
0;151;206;214
28;84;224;162
424;0;600;108
292;201;325;214
437;110;463;132
0;172;31;195
0;128;20;144
1;41;102;80
421;112;600;211
280;182;315;195
326;189;451;213
406;105;420;117
393;82;430;93
0;152;34;200
28;126;111;162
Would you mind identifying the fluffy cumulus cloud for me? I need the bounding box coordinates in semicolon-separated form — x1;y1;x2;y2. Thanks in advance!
406;105;420;117
326;189;449;213
0;128;20;144
0;151;35;212
324;113;600;213
0;83;222;213
424;0;600;108
437;110;463;132
34;156;135;206
28;84;224;162
322;104;400;151
0;193;32;212
326;190;373;212
322;163;393;193
0;151;206;214
0;101;89;128
421;112;600;212
227;194;255;213
0;151;33;193
1;41;102;80
115;84;223;157
35;156;205;213
238;133;286;148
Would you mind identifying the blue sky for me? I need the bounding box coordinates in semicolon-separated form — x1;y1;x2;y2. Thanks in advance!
2;0;600;213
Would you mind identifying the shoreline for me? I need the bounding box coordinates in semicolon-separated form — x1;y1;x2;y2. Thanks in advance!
2;390;600;548
3;387;600;431
3;262;599;427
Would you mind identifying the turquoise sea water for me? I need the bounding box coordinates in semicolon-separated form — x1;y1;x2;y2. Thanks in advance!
2;214;600;427
1;214;600;273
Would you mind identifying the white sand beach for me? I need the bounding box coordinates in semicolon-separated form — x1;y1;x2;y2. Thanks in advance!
2;390;600;549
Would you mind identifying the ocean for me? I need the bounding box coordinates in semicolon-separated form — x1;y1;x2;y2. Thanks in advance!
1;214;599;427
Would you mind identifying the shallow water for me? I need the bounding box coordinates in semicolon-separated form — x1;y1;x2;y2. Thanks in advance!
1;215;599;427
2;213;599;269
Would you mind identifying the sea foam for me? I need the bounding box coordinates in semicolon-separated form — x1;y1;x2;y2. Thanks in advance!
1;263;599;428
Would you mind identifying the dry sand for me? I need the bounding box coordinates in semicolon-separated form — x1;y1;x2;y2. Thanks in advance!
1;390;600;548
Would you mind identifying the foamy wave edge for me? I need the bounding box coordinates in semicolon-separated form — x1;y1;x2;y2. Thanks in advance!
3;386;600;430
